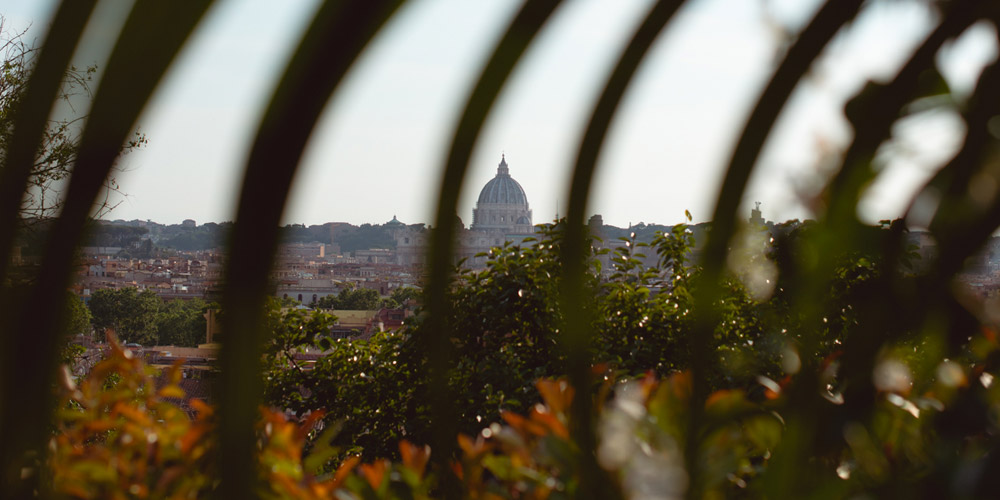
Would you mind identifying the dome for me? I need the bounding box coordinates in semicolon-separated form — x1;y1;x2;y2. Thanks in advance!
471;154;533;232
476;155;528;206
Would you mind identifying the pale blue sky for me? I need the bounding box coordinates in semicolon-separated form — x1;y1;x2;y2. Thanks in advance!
3;0;997;227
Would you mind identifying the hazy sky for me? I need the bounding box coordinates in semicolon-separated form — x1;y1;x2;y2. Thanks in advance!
4;0;997;227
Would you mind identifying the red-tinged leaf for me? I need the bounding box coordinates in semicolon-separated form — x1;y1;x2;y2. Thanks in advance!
530;409;568;439
295;410;326;441
83;419;117;433
399;440;430;477
458;434;477;456
501;411;526;430
158;385;185;399
981;325;997;344
359;460;388;490
535;379;573;414
189;398;213;418
180;426;208;455
705;389;748;415
669;372;692;401
451;461;464;480
113;401;153;427
331;455;361;490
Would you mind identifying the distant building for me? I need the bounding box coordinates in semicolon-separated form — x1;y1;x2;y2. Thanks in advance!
278;242;327;262
355;248;394;264
750;202;766;226
471;154;533;233
394;154;537;267
182;219;196;228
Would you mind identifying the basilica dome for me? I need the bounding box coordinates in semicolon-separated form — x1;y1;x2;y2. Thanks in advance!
476;156;528;206
471;155;533;233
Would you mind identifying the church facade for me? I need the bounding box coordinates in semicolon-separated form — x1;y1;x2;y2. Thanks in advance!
394;155;536;267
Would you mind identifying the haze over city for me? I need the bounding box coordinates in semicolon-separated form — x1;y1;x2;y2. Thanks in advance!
5;0;997;227
9;1;1000;498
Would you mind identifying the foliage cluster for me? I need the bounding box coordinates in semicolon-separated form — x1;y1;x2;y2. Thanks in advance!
45;338;779;499
0;18;145;230
313;286;418;311
87;287;208;346
155;222;231;251
260;221;838;458
253;218;1000;496
314;287;381;311
55;324;1000;499
9;0;1000;497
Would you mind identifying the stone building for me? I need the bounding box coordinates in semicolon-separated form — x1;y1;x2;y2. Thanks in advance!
471;154;533;233
394;154;537;267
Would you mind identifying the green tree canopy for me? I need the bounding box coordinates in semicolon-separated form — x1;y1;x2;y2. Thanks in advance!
154;298;208;347
315;287;380;310
62;291;92;338
87;287;161;345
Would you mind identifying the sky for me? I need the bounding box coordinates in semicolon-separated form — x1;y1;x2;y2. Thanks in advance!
3;0;997;228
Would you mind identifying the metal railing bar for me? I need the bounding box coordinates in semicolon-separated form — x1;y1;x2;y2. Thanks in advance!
688;0;864;496
558;1;686;498
824;0;984;224
423;0;563;475
0;2;97;494
216;2;405;498
767;4;990;479
4;1;214;497
0;0;97;290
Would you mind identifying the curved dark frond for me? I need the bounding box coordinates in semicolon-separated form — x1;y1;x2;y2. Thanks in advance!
423;0;563;463
2;0;212;496
556;1;686;498
0;2;98;492
701;0;864;271
687;0;864;494
824;0;985;223
216;1;405;498
0;1;97;284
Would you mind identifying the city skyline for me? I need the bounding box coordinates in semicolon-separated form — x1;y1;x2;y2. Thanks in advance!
5;0;997;228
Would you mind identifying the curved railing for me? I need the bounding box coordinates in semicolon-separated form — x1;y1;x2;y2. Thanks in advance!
2;1;1000;498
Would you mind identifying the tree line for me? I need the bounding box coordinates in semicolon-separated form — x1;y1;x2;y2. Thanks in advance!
79;288;209;347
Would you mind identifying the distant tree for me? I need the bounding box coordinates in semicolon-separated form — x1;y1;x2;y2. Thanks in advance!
330;223;397;254
277;296;301;308
83;224;148;248
62;292;92;337
0;18;145;224
315;287;380;310
88;288;161;345
261;220;888;460
315;291;337;309
381;286;419;309
154;298;207;347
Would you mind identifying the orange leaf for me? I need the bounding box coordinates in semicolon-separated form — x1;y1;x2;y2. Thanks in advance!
158;385;185;399
535;379;573;414
399;440;430;477
359;460;388;490
982;326;998;345
457;434;477;456
501;411;528;435
295;410;326;441
189;399;213;419
664;371;691;402
331;455;361;490
530;410;568;439
113;402;153;427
